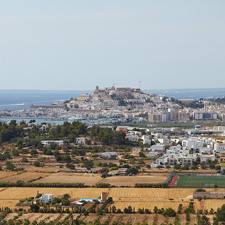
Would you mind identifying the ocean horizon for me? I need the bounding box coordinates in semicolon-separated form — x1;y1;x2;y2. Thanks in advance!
0;88;225;111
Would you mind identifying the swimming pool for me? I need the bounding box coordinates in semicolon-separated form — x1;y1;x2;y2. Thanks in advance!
80;198;101;202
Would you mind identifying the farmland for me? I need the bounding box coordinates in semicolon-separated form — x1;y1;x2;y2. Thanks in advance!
101;175;167;186
0;187;225;211
33;173;103;186
0;170;168;187
0;172;49;182
3;213;212;225
176;176;225;187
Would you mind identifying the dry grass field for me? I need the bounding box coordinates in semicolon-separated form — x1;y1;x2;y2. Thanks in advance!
100;175;167;186
35;174;167;186
2;213;214;225
35;173;102;185
0;172;50;182
20;166;67;173
109;188;195;199
0;171;18;180
0;187;109;201
111;200;190;211
0;187;224;211
202;199;225;211
0;200;19;208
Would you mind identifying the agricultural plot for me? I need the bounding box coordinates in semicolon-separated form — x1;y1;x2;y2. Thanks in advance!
0;200;19;208
109;188;195;199
1;213;208;225
101;175;167;186
203;199;225;211
111;200;190;211
0;187;109;201
176;176;225;187
0;172;50;182
35;173;102;186
34;174;167;187
0;171;18;180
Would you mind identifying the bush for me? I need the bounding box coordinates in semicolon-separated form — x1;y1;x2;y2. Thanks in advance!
162;208;176;217
135;182;167;188
195;188;206;192
95;183;110;188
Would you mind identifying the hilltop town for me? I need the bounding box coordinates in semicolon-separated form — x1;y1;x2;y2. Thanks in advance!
1;86;225;126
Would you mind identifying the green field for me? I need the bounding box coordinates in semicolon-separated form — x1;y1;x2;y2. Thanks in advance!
176;176;225;187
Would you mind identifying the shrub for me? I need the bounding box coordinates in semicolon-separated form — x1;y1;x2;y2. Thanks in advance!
195;188;206;192
162;208;176;217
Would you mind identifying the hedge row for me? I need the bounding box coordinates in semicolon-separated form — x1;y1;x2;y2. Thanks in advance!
0;181;86;188
135;182;168;188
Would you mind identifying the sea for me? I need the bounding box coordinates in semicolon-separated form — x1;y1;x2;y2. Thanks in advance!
0;88;225;111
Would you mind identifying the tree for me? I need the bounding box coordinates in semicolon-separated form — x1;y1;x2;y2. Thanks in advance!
139;152;145;157
112;206;116;213
174;164;181;170
30;204;40;212
52;197;61;205
21;155;28;163
34;161;41;167
125;167;138;175
6;161;15;171
17;139;23;149
215;204;225;222
12;149;20;157
162;208;176;217
30;149;38;156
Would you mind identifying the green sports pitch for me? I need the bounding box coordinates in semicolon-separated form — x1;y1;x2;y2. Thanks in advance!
176;176;225;187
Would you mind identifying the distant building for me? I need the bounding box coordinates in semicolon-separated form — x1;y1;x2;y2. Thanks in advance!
41;140;63;147
101;192;108;202
150;144;166;153
40;194;54;203
100;152;118;159
76;137;89;145
193;192;225;199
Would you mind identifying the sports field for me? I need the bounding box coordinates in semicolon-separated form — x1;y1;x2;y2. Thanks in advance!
176;176;225;187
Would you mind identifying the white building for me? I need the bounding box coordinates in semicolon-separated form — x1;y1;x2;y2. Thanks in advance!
40;194;54;203
147;152;158;157
76;137;89;145
126;135;139;142
182;139;204;150
158;137;170;145
200;155;215;163
41;140;63;147
214;143;225;153
100;152;118;159
150;144;166;153
141;135;151;145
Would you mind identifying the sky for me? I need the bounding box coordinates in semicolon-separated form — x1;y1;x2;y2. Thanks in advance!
0;1;225;91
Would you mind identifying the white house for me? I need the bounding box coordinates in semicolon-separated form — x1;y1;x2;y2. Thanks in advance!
214;143;225;153
150;144;166;153
169;144;182;152
126;135;139;142
158;137;170;145
141;135;151;145
182;139;204;150
41;140;63;147
40;194;54;203
100;152;118;159
200;155;215;163
199;148;212;155
76;137;89;145
147;152;158;157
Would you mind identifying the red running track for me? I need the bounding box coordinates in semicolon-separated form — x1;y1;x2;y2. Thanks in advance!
168;176;178;187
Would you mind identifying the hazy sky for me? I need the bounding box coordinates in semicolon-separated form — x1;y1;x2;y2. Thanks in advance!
0;1;225;90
